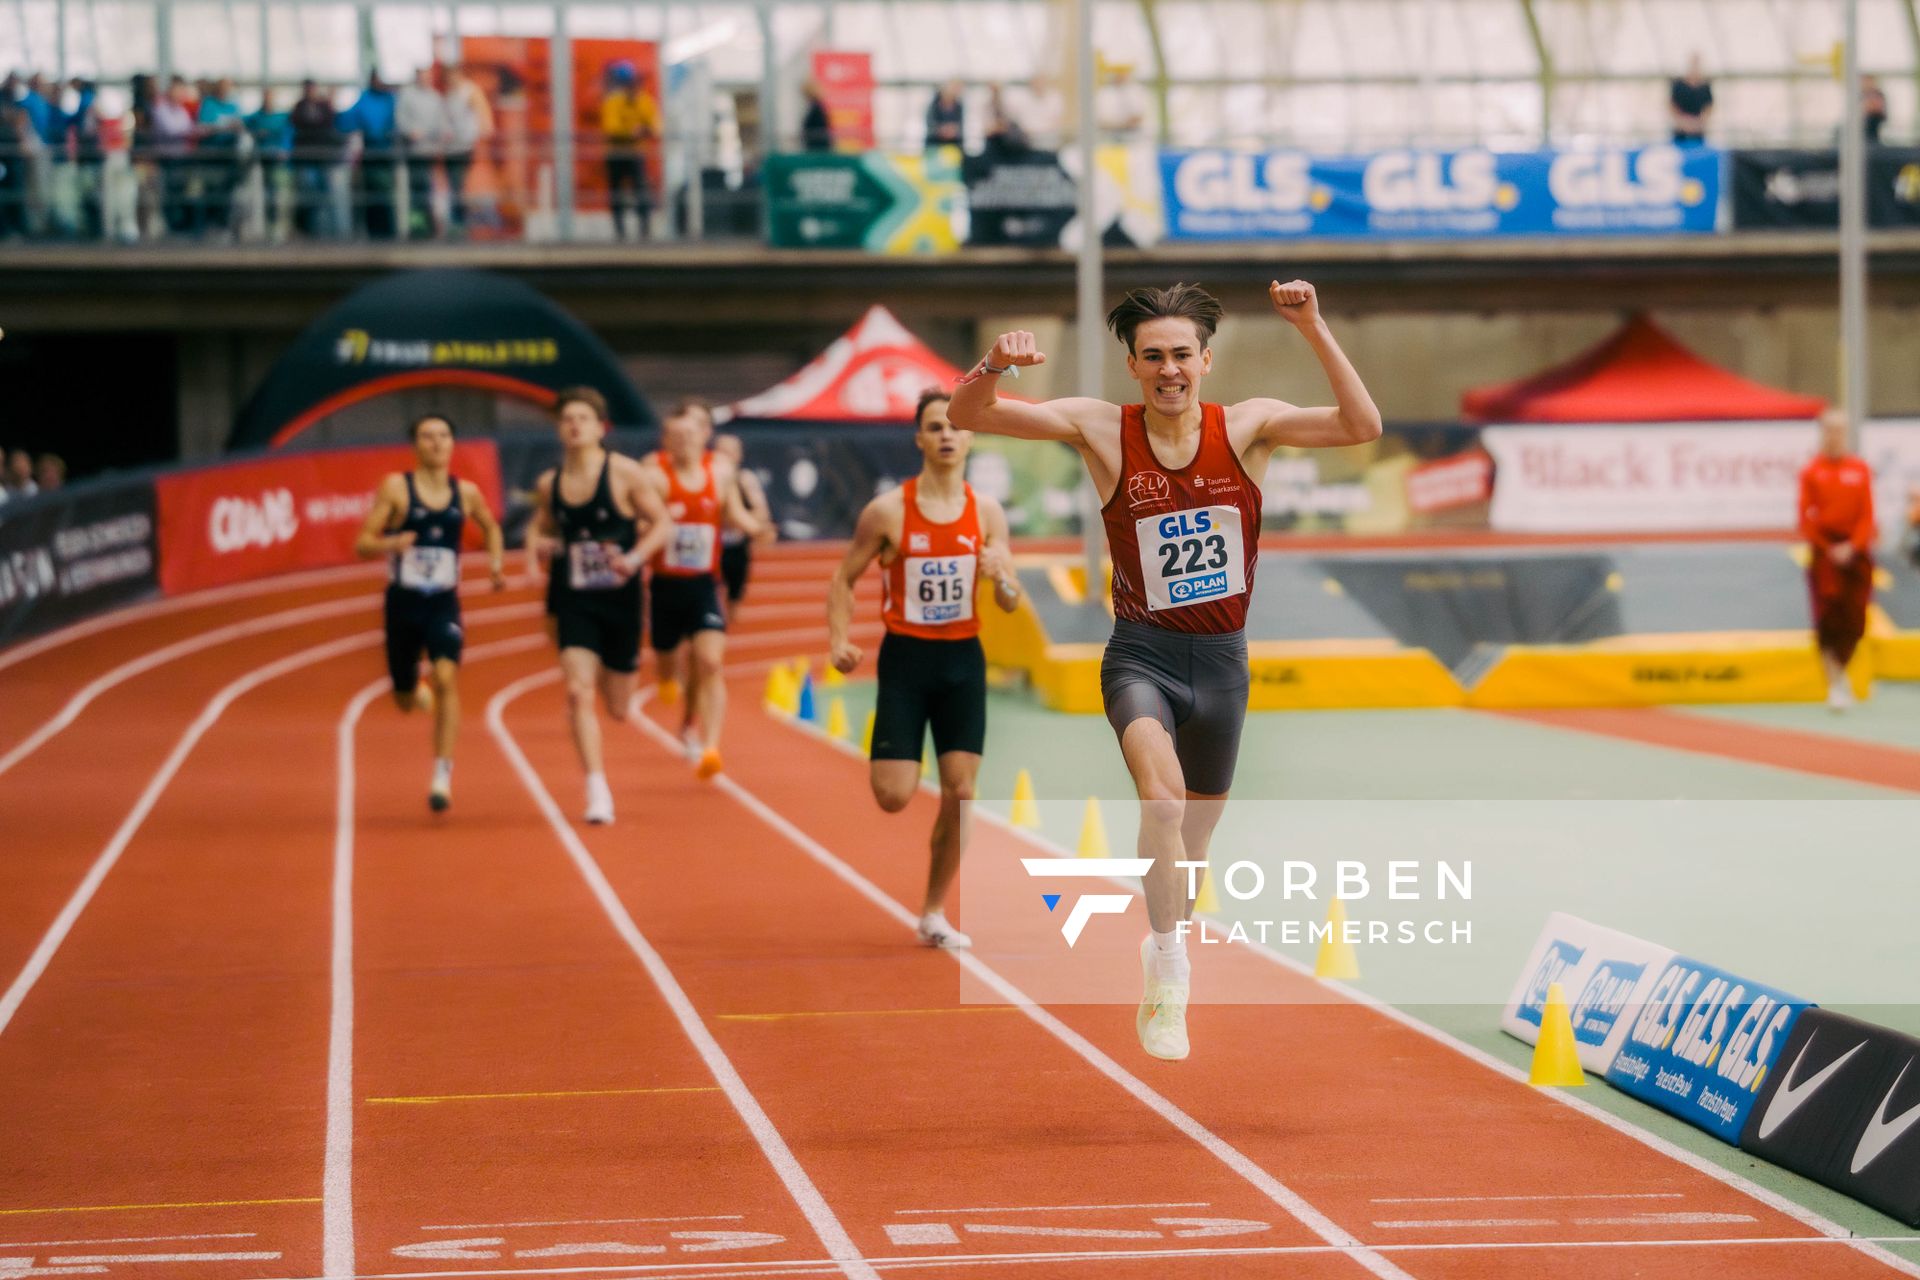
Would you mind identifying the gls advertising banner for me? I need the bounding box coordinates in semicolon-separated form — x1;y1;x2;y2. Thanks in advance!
156;442;504;594
1160;146;1721;241
1604;955;1810;1144
0;479;159;645
1500;913;1675;1076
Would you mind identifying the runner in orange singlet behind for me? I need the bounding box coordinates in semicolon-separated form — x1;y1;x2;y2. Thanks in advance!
949;281;1382;1060
828;391;1022;948
642;399;767;778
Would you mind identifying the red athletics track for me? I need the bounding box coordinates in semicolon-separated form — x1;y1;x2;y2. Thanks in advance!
0;544;1914;1280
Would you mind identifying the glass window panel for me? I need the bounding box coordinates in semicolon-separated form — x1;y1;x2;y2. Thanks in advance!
172;2;243;75
1879;78;1914;144
1478;79;1543;146
1533;0;1597;77
1859;0;1914;76
960;3;1042;81
1216;2;1275;80
669;5;756;81
1790;75;1844;146
872;83;921;149
375;6;436;83
1426;83;1482;148
1154;1;1223;79
1273;83;1355;151
1459;0;1536;76
3;1;59;71
1289;0;1348;79
66;0;159;77
1715;77;1796;147
886;1;966;80
566;6;636;36
768;2;824;63
1710;0;1791;72
496;5;554;36
1642;0;1716;72
1163;84;1220;146
455;5;501;35
1332;1;1408;77
1349;83;1416;149
1423;0;1478;77
267;4;358;81
1590;0;1666;74
831;2;890;72
1092;0;1154;74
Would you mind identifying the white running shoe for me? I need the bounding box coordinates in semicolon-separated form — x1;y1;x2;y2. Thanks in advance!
1828;682;1856;713
584;775;615;825
682;727;703;763
1137;935;1191;1061
917;911;972;949
429;760;452;813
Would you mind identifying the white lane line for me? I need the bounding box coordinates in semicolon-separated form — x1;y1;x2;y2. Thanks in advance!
0;560;399;676
1369;1193;1684;1204
50;1252;282;1265
488;672;879;1280
626;713;1415;1280
422;1219;748;1232
0;600;540;1045
0;1234;257;1249
1372;1219;1556;1230
237;1231;1920;1280
881;1226;958;1248
1573;1212;1758;1226
893;1203;1209;1216
0;586;540;779
324;629;551;1280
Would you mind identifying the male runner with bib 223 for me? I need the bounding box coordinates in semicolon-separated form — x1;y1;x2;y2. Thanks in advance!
949;281;1382;1061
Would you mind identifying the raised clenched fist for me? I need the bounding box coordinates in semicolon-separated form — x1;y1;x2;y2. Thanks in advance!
1269;279;1321;328
988;330;1048;370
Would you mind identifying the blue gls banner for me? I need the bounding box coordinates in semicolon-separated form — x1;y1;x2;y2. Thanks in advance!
1604;955;1810;1144
1160;146;1722;241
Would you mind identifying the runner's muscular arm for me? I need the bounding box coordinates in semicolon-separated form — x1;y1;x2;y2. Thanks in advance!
718;458;767;540
738;466;778;544
461;480;508;590
948;329;1113;446
618;456;675;577
354;473;412;558
828;492;899;673
977;493;1022;614
1227;281;1384;460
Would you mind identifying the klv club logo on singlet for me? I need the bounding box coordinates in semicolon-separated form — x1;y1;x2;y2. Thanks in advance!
1136;506;1245;611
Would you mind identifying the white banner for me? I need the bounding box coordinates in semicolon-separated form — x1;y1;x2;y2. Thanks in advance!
1484;420;1920;541
1501;912;1676;1076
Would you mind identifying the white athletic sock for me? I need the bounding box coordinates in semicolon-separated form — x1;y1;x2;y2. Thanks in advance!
1152;927;1185;956
1150;928;1190;984
433;758;453;785
587;771;609;794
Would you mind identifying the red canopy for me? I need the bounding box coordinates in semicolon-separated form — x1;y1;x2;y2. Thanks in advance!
718;305;964;423
1460;314;1826;424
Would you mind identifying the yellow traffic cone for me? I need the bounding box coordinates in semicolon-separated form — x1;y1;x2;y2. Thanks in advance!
1529;981;1587;1087
763;662;792;713
823;664;846;689
825;697;849;741
1076;797;1110;858
1010;769;1041;829
1193;862;1221;914
861;710;875;754
1314;896;1361;980
791;656;810;684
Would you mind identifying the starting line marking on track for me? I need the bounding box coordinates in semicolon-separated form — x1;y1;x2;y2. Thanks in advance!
0;1237;256;1251
422;1220;748;1233
715;1009;1018;1024
1369;1192;1686;1204
892;1203;1209;1216
48;1253;282;1266
0;1201;318;1219
365;1087;721;1105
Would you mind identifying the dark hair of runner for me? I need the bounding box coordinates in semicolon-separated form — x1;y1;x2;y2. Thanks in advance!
409;413;456;441
1105;283;1225;354
914;389;952;428
669;396;714;424
554;386;610;423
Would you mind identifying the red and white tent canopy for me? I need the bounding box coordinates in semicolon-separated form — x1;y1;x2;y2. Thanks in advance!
717;306;968;424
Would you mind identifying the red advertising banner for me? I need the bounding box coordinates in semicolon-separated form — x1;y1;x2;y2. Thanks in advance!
812;50;875;151
1406;449;1495;515
155;443;504;595
573;39;662;211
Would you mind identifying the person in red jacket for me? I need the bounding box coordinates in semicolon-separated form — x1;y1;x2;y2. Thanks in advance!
1799;410;1877;711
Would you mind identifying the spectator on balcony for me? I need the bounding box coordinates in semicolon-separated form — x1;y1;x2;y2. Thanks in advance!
1095;60;1149;142
150;77;199;235
925;80;964;153
339;72;400;239
1863;75;1888;144
800;80;834;152
983;84;1029;160
290;79;342;237
1007;73;1064;151
1669;55;1713;146
5;449;38;499
444;66;492;234
66;78;107;239
599;62;660;241
0;79;27;239
247;89;292;238
35;454;65;494
399;67;450;239
196;77;245;236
